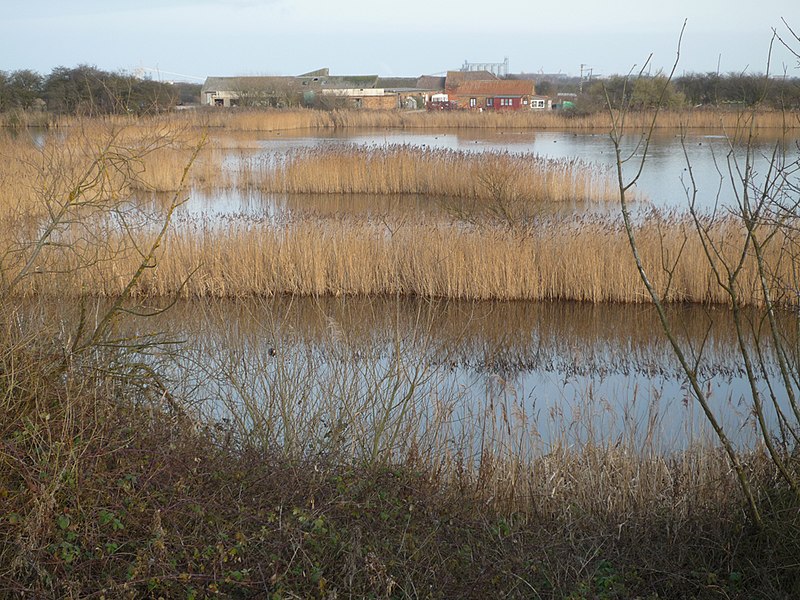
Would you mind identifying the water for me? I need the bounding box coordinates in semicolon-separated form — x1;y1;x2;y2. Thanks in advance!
134;296;794;450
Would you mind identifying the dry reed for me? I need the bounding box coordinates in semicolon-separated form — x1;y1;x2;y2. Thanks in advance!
0;121;230;217
10;106;799;133
247;145;620;203
6;210;796;306
174;106;800;132
3;117;797;305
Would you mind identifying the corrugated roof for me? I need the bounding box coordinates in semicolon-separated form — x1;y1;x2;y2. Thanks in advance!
324;75;379;88
416;75;446;90
298;68;330;77
201;76;297;93
201;74;380;93
376;77;420;90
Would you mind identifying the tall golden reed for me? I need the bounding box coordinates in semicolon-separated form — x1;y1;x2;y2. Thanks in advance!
173;107;800;132
3;115;797;305
249;145;621;203
7;210;796;306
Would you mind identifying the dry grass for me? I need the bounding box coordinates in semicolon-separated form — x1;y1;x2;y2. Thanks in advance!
173;106;800;132
4;210;796;306
248;145;620;204
3;117;798;305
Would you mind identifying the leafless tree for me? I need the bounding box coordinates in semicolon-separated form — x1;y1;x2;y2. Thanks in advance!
608;21;800;527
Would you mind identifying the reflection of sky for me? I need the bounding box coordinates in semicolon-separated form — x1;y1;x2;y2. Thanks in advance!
451;366;765;449
177;188;284;223
188;332;773;451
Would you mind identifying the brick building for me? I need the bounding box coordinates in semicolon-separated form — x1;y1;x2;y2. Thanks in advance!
446;78;537;111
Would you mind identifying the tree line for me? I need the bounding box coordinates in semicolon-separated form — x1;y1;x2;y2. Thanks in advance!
532;72;800;113
3;64;798;116
0;65;200;115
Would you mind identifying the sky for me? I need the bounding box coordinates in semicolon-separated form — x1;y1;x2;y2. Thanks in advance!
2;1;798;82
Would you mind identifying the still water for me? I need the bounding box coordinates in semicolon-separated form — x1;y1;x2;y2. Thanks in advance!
144;296;794;449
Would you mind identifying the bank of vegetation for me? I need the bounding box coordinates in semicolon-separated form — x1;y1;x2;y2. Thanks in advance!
186;106;799;132
2;329;797;598
12;103;799;132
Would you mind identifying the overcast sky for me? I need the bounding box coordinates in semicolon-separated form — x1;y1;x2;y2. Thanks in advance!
3;1;798;81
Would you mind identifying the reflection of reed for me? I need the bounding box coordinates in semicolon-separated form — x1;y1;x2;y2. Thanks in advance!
151;296;784;381
149;295;764;459
9;294;767;529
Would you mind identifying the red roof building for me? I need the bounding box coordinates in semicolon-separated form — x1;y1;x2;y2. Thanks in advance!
446;79;537;111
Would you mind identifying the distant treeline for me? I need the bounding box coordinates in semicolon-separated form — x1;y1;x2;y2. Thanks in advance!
674;72;800;107
2;65;799;117
544;72;800;113
0;65;201;115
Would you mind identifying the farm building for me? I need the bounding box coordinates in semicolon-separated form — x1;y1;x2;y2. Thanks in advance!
446;78;537;111
200;69;402;109
201;76;298;107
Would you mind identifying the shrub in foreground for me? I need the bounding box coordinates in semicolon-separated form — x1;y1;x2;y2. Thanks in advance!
1;344;799;599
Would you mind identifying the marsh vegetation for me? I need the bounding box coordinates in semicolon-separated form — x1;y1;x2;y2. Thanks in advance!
1;87;800;598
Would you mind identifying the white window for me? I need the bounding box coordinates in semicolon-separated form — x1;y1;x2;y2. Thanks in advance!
469;97;477;108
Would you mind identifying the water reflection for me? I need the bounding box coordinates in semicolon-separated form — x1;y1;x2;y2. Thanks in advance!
168;189;605;222
142;296;791;449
